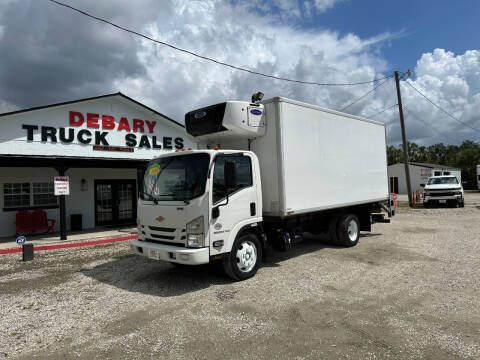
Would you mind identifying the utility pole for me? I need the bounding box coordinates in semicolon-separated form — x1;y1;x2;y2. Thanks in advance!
394;71;413;207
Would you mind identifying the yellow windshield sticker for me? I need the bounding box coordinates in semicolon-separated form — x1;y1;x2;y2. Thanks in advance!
149;164;161;175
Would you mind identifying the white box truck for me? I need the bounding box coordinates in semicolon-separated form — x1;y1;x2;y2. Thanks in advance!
131;96;393;280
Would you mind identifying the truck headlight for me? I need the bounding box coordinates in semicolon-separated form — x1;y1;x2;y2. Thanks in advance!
186;216;205;247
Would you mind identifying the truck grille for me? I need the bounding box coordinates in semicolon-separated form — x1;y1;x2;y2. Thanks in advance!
142;226;187;246
148;226;176;232
150;233;175;240
144;238;186;247
430;192;455;197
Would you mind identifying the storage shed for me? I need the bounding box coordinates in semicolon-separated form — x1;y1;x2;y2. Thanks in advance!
388;162;461;194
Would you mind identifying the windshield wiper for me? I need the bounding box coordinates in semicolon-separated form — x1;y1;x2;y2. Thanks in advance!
140;191;158;204
155;194;191;204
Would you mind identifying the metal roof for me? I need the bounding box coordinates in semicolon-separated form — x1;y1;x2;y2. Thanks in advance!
394;162;460;170
0;92;184;128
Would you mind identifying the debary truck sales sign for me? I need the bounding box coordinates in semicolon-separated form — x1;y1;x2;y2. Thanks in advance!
0;95;195;160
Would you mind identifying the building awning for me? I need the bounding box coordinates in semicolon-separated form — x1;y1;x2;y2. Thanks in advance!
0;155;148;168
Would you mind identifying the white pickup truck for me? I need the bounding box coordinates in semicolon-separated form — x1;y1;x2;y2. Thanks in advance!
131;96;393;280
423;175;464;208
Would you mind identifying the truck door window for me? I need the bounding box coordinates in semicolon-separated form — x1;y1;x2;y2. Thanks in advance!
213;155;252;204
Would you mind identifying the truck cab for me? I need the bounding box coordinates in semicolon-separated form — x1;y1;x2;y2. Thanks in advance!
130;148;265;280
423;175;464;208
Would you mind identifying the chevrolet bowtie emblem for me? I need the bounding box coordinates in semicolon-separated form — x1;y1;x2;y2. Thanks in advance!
155;216;164;223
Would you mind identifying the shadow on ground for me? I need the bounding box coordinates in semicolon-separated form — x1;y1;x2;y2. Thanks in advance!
80;233;371;297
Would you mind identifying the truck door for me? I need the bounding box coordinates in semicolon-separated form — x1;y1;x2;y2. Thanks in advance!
210;154;258;254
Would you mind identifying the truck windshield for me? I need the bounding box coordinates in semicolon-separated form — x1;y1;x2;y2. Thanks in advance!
142;153;210;201
427;177;459;185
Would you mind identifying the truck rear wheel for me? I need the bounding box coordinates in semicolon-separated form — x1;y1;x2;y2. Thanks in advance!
223;234;262;281
328;213;341;245
336;214;360;247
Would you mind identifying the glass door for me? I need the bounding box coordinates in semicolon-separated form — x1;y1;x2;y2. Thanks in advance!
116;182;135;222
95;180;136;226
95;183;113;225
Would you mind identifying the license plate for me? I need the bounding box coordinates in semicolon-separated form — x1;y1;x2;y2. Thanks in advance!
439;200;446;204
148;249;160;260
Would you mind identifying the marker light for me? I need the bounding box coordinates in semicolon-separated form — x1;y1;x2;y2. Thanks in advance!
214;146;219;150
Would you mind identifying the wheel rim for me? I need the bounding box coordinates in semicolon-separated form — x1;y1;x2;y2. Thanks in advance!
235;240;257;273
347;219;358;242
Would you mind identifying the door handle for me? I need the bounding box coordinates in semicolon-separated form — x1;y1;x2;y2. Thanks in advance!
250;202;256;216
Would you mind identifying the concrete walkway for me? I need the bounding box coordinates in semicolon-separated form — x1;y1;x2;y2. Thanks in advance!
0;226;137;250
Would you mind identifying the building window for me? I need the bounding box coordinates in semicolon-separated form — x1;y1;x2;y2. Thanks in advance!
33;182;57;206
3;182;57;209
3;183;31;208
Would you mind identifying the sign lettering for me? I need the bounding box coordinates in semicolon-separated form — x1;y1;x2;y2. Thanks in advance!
54;176;70;196
21;110;185;150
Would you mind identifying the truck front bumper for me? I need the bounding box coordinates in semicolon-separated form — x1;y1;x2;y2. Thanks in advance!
424;194;462;202
130;240;209;265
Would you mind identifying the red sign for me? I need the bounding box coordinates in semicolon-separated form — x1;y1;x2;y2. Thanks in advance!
421;168;432;177
93;146;134;153
69;111;157;133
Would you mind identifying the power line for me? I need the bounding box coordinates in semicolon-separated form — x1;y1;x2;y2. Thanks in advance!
364;103;398;118
403;106;460;144
405;80;480;133
340;77;393;111
48;0;392;86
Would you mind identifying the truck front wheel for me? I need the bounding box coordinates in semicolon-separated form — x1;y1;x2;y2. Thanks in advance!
336;214;360;247
223;234;262;281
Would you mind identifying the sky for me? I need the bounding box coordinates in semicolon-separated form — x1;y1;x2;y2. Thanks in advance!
0;0;479;146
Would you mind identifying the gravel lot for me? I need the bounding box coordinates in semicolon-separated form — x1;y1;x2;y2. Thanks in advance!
1;192;480;359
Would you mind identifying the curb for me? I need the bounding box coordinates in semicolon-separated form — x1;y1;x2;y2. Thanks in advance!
0;234;138;255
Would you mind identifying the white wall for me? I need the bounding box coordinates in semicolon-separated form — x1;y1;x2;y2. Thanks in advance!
0;167;137;237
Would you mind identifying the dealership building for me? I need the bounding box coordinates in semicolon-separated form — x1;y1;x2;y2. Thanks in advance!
0;93;194;238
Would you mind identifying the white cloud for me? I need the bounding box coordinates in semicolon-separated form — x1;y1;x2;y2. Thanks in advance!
1;0;478;146
0;98;18;113
108;1;480;146
313;0;341;13
114;0;392;122
396;49;480;145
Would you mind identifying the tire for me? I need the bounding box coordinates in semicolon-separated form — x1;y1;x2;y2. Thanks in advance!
336;214;360;247
459;200;465;208
423;201;430;208
447;200;457;208
223;234;262;281
328;213;341;245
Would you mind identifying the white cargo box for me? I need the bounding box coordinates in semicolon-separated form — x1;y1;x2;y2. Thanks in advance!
251;97;389;217
188;97;390;218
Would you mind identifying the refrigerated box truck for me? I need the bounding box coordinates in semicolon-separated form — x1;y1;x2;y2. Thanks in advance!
131;96;393;280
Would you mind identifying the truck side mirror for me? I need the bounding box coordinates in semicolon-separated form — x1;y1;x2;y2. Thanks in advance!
212;206;220;219
420;183;425;187
224;161;237;189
